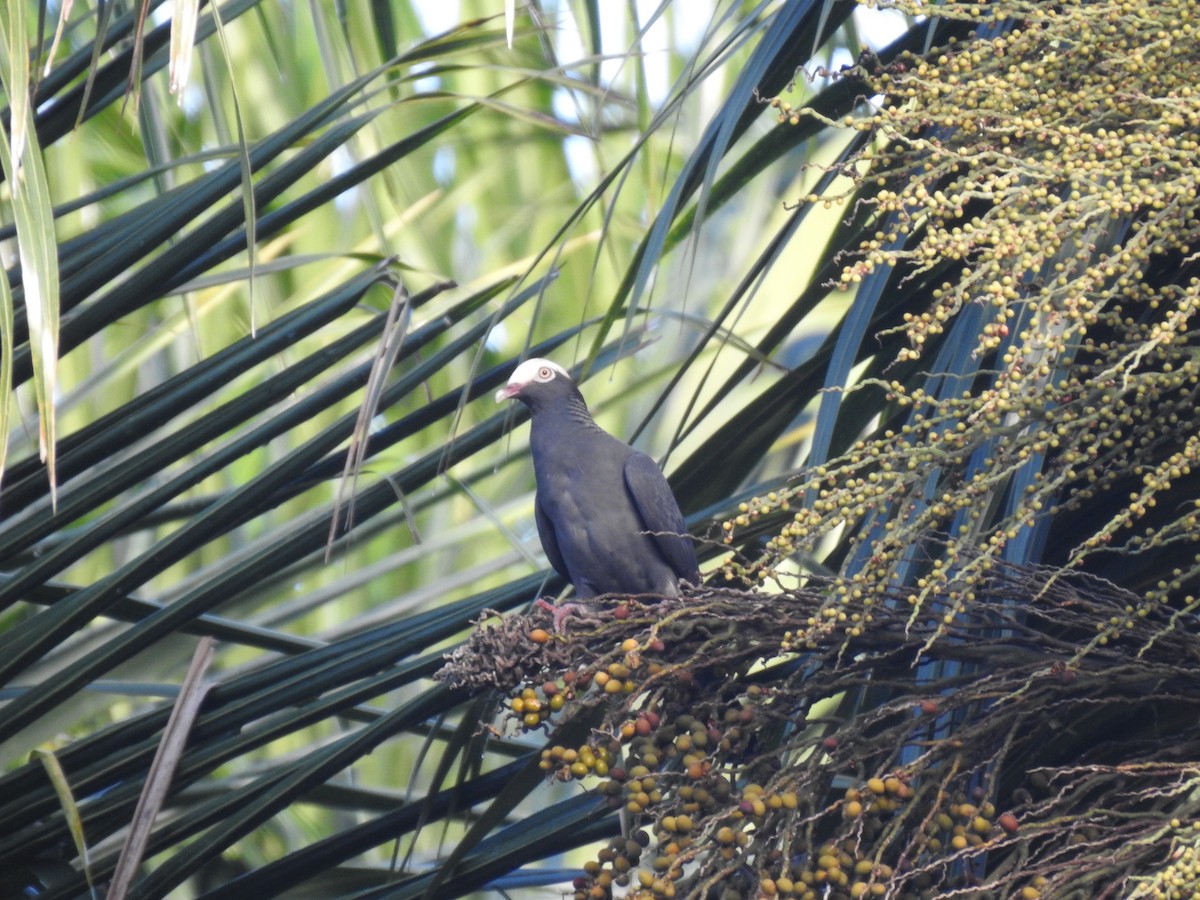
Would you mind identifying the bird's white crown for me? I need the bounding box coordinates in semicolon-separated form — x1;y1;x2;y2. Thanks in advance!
506;358;571;387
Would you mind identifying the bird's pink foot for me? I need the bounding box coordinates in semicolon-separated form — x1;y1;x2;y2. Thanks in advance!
535;598;589;632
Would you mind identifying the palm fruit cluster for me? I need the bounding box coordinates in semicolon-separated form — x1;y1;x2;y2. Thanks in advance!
727;0;1200;644
437;554;1200;897
1128;822;1200;900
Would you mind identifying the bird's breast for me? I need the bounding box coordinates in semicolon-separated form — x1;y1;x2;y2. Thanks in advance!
535;454;676;596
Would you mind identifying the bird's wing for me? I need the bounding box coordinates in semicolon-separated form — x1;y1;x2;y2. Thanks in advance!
534;493;571;582
623;452;700;583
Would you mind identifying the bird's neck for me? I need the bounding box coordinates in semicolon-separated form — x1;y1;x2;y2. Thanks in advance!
562;397;601;429
531;394;604;438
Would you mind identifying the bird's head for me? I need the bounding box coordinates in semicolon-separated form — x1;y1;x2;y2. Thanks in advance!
495;358;578;410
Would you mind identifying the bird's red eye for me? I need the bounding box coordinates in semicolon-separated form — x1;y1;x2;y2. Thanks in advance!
537;366;553;381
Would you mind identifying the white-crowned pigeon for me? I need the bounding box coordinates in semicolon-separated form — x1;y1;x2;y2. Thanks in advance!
496;359;699;598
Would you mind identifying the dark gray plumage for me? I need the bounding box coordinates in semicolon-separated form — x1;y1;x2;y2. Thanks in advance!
496;359;699;598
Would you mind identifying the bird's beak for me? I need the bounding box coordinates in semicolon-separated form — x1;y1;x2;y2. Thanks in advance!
495;382;521;403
